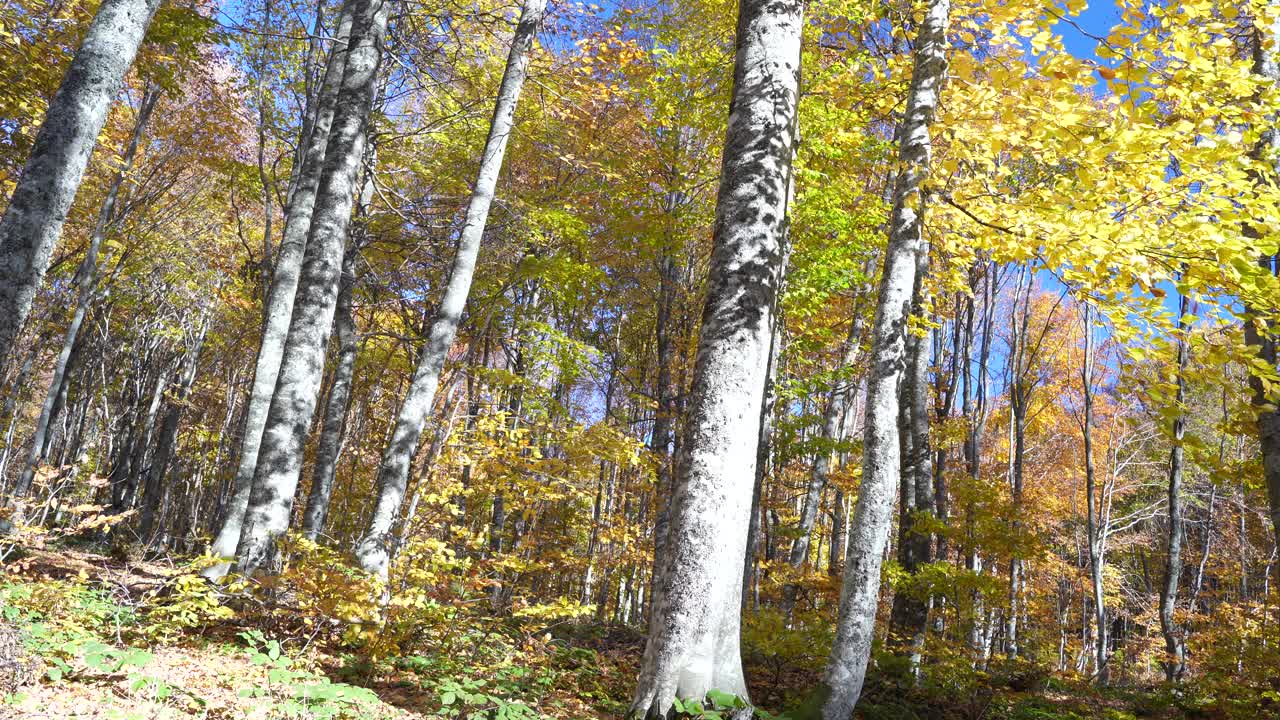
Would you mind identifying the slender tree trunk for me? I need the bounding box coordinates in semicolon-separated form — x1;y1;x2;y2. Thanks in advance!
649;244;681;619
823;1;950;715
628;0;801;712
353;0;548;578
889;241;933;678
116;361;170;513
1005;264;1032;659
205;2;355;579
14;87;159;497
139;315;211;542
1159;291;1190;682
965;260;996;659
0;0;164;362
782;317;861;616
1081;303;1109;683
233;0;389;577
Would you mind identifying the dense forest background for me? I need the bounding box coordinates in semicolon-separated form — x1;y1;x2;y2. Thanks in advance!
0;0;1278;717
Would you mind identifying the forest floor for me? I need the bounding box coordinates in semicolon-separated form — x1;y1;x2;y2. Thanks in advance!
0;546;1258;720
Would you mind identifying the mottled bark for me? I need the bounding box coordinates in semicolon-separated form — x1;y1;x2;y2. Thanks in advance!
889;242;933;676
629;0;801;713
1080;303;1109;683
743;311;783;610
301;244;360;540
353;0;547;579
0;0;163;362
823;0;949;715
233;0;389;577
205;1;355;579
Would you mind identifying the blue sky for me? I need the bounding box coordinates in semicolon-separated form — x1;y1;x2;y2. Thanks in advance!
1056;0;1123;63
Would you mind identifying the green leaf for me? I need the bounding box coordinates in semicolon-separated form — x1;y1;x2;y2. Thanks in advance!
706;689;743;709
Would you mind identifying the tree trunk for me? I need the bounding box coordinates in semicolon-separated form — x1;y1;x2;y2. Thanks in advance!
1080;303;1109;683
0;0;163;363
301;243;360;541
14;87;159;498
782;316;862;616
353;0;547;578
1159;291;1190;682
823;0;950;715
649;243;681;619
116;361;170;513
889;241;933;678
743;310;783;610
139;314;211;543
1005;263;1032;659
205;1;355;579
233;0;389;577
628;0;801;712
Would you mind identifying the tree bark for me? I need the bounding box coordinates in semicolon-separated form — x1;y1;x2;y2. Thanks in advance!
1159;291;1190;682
1080;303;1109;683
1005;263;1033;659
649;242;681;619
889;241;933;677
205;0;355;579
743;309;783;611
1245;6;1280;583
233;0;389;577
301;243;360;540
353;0;547;579
823;0;949;715
0;0;164;363
629;0;801;712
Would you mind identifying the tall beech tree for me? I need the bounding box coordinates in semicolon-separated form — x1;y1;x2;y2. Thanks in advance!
0;0;164;365
2;0;1280;716
824;0;951;715
354;0;550;579
206;1;355;578
629;0;802;713
234;0;390;576
1159;292;1191;682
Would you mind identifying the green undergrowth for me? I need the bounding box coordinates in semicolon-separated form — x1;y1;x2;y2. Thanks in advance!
2;554;1276;720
